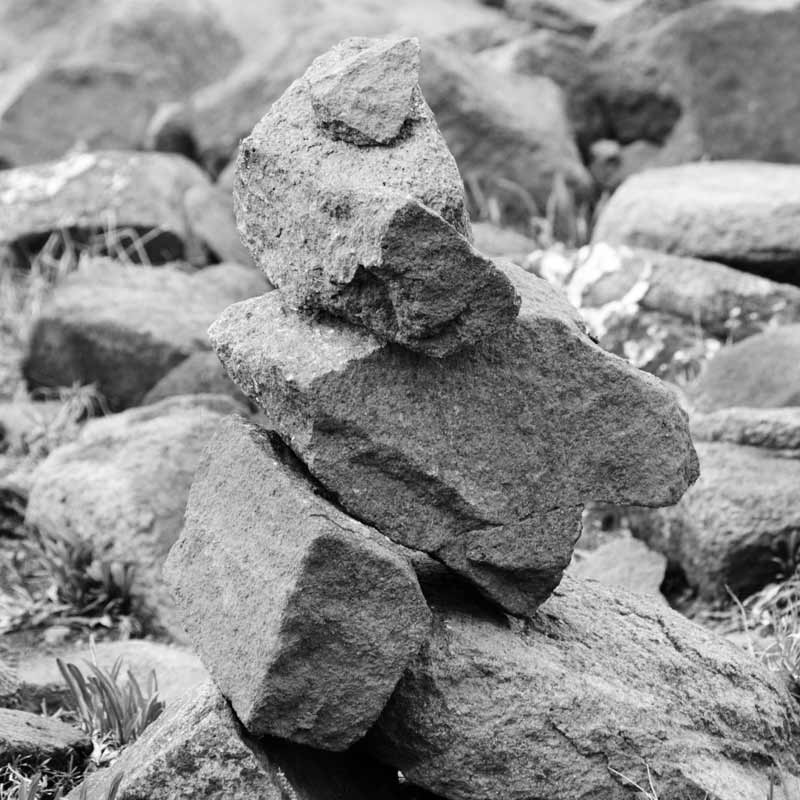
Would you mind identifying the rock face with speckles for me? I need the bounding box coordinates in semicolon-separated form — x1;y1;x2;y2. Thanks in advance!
233;36;520;357
210;258;698;615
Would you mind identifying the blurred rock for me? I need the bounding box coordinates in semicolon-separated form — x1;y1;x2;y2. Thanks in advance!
593;162;800;285
0;708;90;772
502;0;623;35
25;396;239;635
236;37;519;356
471;221;536;264
691;406;800;451
166;415;430;749
24;259;266;411
687;325;800;412
183;183;254;266
364;574;800;800
211;259;698;615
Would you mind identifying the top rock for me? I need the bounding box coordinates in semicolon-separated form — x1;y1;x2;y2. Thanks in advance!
234;36;521;357
307;37;420;146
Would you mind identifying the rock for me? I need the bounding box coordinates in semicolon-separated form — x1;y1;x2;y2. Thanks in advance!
0;400;65;455
564;244;800;379
143;101;198;161
592;161;800;286
687;325;800;412
420;40;592;211
631;441;800;601
24;396;239;634
0;151;218;265
586;0;800;165
13;640;209;712
363;574;800;800
182;183;254;267
68;680;424;800
691;407;800;451
471;222;536;264
210;259;698;615
143;351;250;408
0;0;240;166
165;415;430;749
569;534;667;598
236;37;520;356
23;259;267;411
307;37;420;145
503;0;620;36
0;708;90;771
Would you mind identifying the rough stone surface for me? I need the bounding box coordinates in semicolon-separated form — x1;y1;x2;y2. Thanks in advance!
165;415;430;750
143;350;250;408
0;151;216;264
0;708;90;771
25;396;238;634
585;0;800;166
691;406;800;451
631;441;800;601
569;534;667;598
23;259;267;411
235;37;520;356
364;574;800;800
687;325;800;412
592;162;800;285
307;37;421;145
211;259;698;614
563;244;800;379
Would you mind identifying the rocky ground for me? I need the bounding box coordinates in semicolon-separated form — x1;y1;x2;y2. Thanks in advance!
1;1;800;799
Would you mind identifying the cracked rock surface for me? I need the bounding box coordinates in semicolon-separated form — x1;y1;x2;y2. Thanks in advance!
363;574;800;800
165;415;430;750
211;259;698;615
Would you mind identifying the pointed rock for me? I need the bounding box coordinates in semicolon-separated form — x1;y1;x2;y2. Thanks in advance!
363;575;800;800
307;37;421;146
234;37;521;356
210;260;698;614
165;415;430;750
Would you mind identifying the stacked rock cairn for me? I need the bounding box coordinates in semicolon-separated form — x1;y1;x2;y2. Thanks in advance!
164;36;800;800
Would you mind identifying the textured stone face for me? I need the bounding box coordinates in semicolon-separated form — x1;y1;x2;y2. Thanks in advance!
165;415;430;750
234;36;521;356
363;575;800;800
210;260;698;614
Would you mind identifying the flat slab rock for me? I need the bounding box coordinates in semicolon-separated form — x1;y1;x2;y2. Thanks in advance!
23;258;267;410
592;162;800;285
364;575;800;800
235;36;520;356
691;406;800;451
0;708;90;771
165;415;430;750
211;259;698;615
0;150;221;264
69;680;426;800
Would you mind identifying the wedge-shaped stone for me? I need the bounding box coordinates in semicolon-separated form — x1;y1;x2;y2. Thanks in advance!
211;261;698;614
164;415;430;750
234;37;520;356
364;575;800;800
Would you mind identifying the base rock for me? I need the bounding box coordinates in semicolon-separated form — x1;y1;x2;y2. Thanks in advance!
211;260;698;615
364;575;800;800
165;415;430;750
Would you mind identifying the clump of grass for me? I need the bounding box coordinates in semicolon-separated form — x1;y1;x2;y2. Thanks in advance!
1;762;123;800
58;653;164;758
0;525;149;638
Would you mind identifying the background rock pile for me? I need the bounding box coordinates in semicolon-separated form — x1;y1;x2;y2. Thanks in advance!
67;37;800;800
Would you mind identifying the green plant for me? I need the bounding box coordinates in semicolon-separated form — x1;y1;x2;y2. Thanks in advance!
57;654;164;753
1;526;146;637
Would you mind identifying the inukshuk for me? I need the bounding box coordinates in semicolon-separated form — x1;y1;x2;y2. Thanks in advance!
165;37;800;800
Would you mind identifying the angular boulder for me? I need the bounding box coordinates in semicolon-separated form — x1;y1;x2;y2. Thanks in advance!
68;680;422;800
235;36;520;356
0;151;219;265
631;440;800;601
211;259;698;614
23;259;267;410
364;575;800;800
0;708;90;772
24;395;240;634
165;415;430;750
687;325;800;412
592;162;800;285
